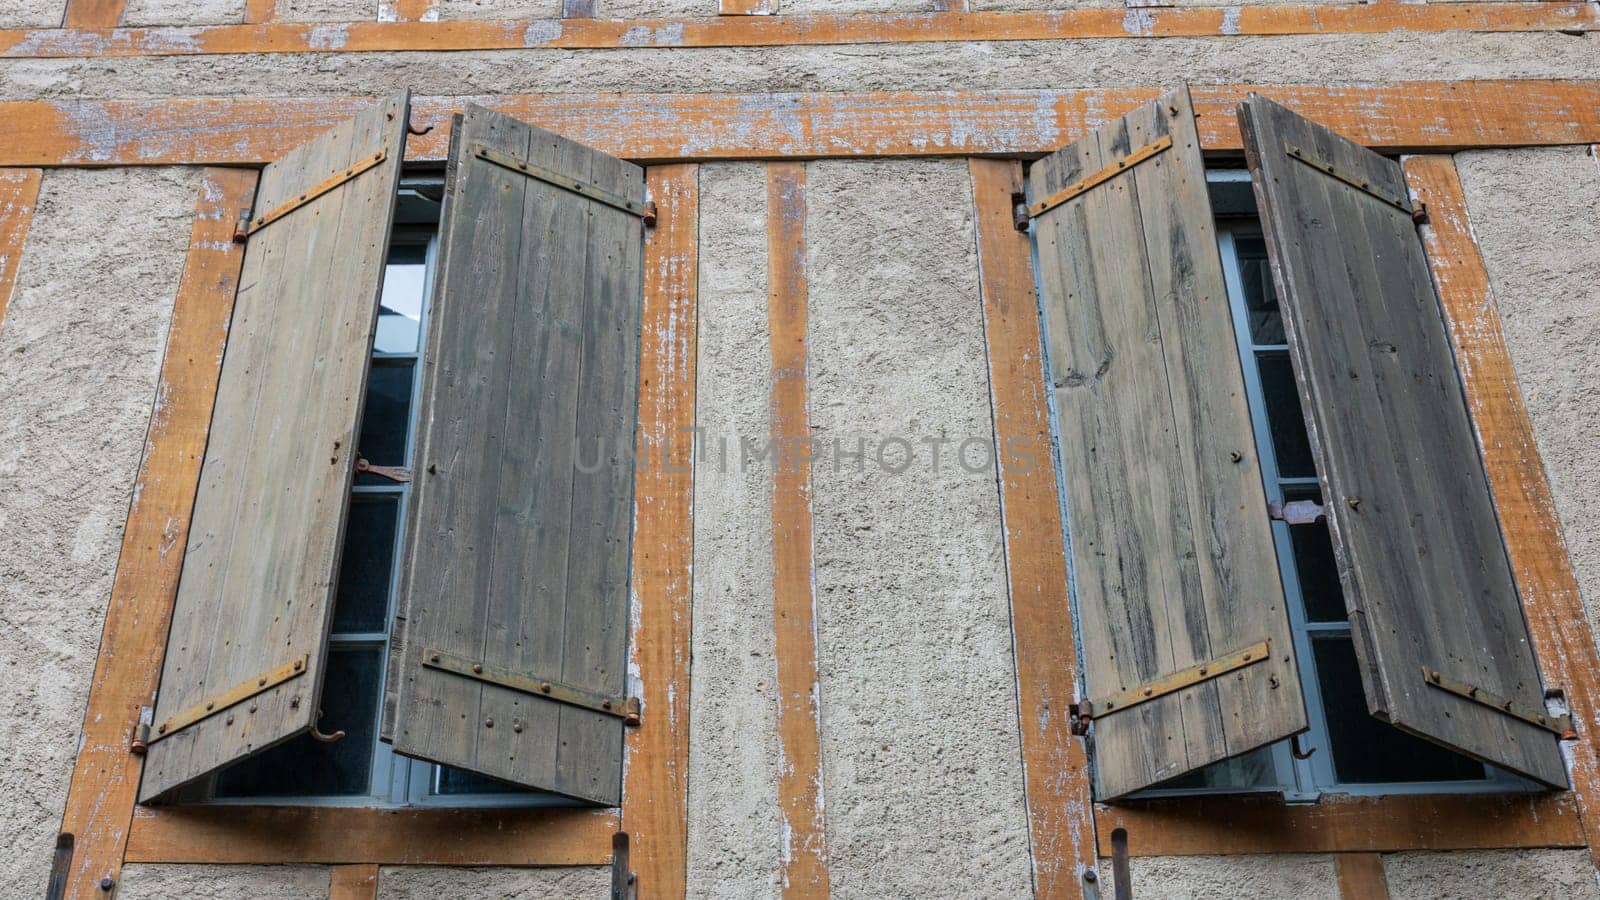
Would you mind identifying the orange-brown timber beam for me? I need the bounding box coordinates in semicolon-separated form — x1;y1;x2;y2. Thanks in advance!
1;4;1592;58
620;163;701;898
328;864;380;900
1405;153;1600;873
0;168;41;330
56;166;259;899
969;158;1098;899
4;82;1600;169
61;0;124;29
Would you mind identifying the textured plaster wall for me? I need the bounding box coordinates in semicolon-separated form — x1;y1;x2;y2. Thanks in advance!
1385;849;1600;899
120;863;331;898
0;167;201;898
1103;854;1340;899
1457;147;1600;651
685;163;786;897
805;159;1032;897
0;0;62;28
378;865;611;897
121;0;245;26
2;33;1597;99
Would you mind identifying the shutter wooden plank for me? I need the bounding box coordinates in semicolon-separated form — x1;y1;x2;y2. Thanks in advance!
141;93;408;802
387;105;644;803
1238;93;1568;788
1029;86;1306;800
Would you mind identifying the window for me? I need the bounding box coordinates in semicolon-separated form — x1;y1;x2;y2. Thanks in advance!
1143;173;1532;799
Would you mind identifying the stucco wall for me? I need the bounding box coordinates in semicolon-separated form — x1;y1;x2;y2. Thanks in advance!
0;167;202;898
119;863;331;898
377;865;610;897
1104;854;1340;899
1386;848;1600;899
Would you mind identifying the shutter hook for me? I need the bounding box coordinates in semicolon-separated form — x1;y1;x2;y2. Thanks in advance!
407;119;434;136
1291;733;1316;760
309;710;346;743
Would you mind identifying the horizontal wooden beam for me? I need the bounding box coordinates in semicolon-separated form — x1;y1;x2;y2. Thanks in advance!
6;81;1600;168
0;4;1591;58
125;806;618;865
1095;792;1586;857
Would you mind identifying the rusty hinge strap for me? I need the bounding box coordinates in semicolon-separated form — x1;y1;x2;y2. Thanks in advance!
1027;134;1173;219
356;456;411;483
1268;498;1326;525
146;653;310;745
1285;143;1412;214
241;148;389;239
423;647;641;725
471;143;654;222
1086;639;1271;719
1421;666;1575;738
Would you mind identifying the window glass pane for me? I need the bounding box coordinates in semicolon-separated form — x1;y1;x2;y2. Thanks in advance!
1235;236;1284;345
1282;486;1345;623
375;243;427;354
213;647;382;798
1310;635;1486;784
1150;744;1283;793
1257;352;1316;478
356;361;414;484
433;766;533;796
331;496;398;635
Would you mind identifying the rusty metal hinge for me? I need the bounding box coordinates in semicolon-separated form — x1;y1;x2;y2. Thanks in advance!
1421;666;1575;739
237;148;390;241
1284;143;1411;215
1083;640;1271;720
1268;498;1326;525
423;648;642;725
356;456;411;483
1026;134;1173;221
611;832;637;900
146;654;309;746
471;143;654;222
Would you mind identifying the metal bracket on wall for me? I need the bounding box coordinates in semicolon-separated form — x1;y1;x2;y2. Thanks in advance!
145;654;310;746
1083;639;1271;719
470;142;657;224
423;648;642;725
1025;134;1173;221
1285;143;1412;214
236;148;389;240
1421;666;1576;738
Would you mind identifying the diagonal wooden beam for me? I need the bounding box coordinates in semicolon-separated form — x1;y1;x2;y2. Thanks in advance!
0;169;41;331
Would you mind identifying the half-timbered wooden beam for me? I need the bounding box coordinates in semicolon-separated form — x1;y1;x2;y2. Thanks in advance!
0;169;41;330
61;0;124;29
1;4;1591;58
4;82;1600;169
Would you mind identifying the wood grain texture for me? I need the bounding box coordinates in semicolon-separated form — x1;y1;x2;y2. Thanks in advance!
125;806;617;864
1404;153;1600;869
382;0;439;21
1030;87;1303;799
1335;853;1389;900
766;161;831;895
140;94;409;802
969;157;1098;898
619;163;698;900
388;104;644;803
2;4;1593;57
1096;791;1584;856
0;168;40;331
329;864;379;900
1239;94;1566;788
5;83;1600;169
61;0;124;28
56;167;258;900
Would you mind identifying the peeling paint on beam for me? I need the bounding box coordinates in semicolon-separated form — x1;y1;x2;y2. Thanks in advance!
4;83;1600;168
0;3;1593;59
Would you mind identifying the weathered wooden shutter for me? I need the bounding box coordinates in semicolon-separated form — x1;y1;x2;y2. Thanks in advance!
1029;87;1306;800
1239;94;1568;788
140;94;409;802
382;105;644;804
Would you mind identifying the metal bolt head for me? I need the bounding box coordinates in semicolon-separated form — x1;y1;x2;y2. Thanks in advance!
1083;870;1098;884
99;875;116;891
484;717;494;728
540;683;552;694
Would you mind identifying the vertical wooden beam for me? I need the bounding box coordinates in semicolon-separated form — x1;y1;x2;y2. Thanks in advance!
0;168;41;332
1404;153;1600;871
721;0;778;14
62;0;124;27
766;161;831;897
244;0;280;24
379;0;439;21
620;164;699;900
329;864;380;900
1335;854;1390;900
968;158;1099;899
55;167;258;899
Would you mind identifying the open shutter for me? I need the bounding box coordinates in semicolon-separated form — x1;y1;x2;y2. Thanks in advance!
1029;87;1306;800
1239;94;1568;788
140;94;409;802
382;105;644;804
